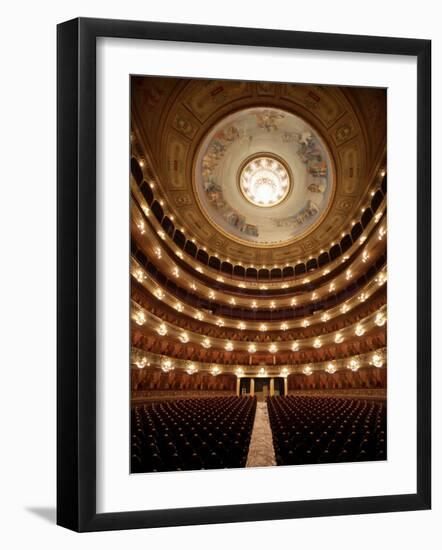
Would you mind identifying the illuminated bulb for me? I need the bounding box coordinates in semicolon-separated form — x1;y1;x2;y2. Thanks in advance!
186;363;198;375
347;359;360;372
359;292;367;302
154;288;164;300
303;366;313;376
291;298;297;306
280;367;289;378
174;302;184;313
302;319;310;328
281;283;288;289
137;221;146;234
238;322;246;331
380;169;386;177
341;304;350;314
133;269;145;283
378;226;386;240
346;269;352;280
291;341;299;352
374;212;382;222
362;250;369;263
171;267;180;278
210;366;221;377
269;301;276;309
154;246;162;259
375;312;386;327
235;367;244;377
157;230;166;240
179;332;189;344
251;301;257;309
215;318;225;327
161;359;174;373
334;333;344;344
269;343;278;353
201;338;211;349
248;344;257;354
313;338;322;349
325;363;337;374
229;297;236;306
190;283;197;291
259;323;268;332
311;292;318;301
355;324;365;336
225;342;234;352
377;272;387;286
303;278;310;284
280;322;288;331
195;312;204;321
142;206;150;216
157;323;168;336
239;283;245;288
134;311;146;326
135;357;148;369
196;267;203;274
321;313;330;322
258;367;267;377
329;283;335;292
371;353;383;368
208;291;216;300
359;236;367;244
176;250;183;259
323;269;330;276
216;276;224;283
260;285;268;290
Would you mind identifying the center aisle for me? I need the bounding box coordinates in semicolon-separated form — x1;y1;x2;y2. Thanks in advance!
246;401;277;467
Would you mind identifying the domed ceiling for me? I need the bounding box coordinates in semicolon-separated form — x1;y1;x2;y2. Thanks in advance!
194;107;334;246
131;77;386;265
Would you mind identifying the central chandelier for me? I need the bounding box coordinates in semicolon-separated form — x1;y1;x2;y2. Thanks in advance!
240;156;291;207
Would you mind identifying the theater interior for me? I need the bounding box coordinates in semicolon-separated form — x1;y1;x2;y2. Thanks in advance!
130;77;387;473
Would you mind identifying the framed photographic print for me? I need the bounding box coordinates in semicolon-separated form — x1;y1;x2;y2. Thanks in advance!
57;17;431;531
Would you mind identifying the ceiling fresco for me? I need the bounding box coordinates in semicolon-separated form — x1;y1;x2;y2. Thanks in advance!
131;77;386;265
193;107;334;246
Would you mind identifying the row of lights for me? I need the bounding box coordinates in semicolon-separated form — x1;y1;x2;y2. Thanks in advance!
135;166;386;275
133;257;387;309
149;316;386;351
150;235;385;295
302;352;384;376
134;184;385;288
134;351;385;376
135;265;386;327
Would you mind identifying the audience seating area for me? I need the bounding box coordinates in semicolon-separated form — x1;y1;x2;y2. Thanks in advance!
131;396;257;472
267;395;386;466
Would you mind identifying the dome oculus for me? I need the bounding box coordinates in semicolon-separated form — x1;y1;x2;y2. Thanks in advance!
239;156;291;207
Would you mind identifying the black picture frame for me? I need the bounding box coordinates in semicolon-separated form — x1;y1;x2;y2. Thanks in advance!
57;17;431;532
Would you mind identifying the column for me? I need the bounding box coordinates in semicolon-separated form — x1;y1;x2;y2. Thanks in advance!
236;377;241;397
284;377;288;397
250;378;255;397
270;378;275;397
